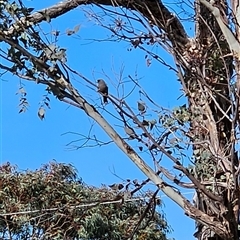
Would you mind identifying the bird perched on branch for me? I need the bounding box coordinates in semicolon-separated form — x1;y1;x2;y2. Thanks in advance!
97;79;108;103
124;125;137;140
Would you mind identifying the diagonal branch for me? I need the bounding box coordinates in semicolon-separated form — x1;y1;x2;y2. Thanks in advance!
52;75;228;236
199;0;240;56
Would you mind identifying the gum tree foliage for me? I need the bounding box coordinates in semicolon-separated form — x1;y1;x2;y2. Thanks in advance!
0;162;169;239
1;0;240;239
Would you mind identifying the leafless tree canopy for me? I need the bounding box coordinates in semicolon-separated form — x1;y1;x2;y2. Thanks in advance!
1;0;240;239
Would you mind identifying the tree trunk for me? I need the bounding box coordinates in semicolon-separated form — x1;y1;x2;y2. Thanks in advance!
188;0;239;239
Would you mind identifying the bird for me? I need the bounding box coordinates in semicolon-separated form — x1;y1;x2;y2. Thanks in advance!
124;125;137;139
137;101;146;113
97;79;108;103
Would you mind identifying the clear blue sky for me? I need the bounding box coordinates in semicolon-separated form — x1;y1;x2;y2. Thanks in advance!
1;0;195;239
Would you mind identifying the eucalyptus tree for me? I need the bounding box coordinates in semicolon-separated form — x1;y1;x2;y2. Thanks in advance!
0;162;169;239
1;0;240;239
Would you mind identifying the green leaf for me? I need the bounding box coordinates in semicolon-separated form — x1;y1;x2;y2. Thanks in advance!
74;24;81;33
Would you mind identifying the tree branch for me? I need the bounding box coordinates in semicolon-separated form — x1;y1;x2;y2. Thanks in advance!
48;75;229;237
4;0;189;50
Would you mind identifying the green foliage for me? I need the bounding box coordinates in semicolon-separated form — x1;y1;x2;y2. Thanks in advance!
0;162;170;239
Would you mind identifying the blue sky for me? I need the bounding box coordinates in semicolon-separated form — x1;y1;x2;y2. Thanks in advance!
1;0;195;239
